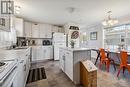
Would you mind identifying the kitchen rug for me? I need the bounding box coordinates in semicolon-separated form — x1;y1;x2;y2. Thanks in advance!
26;67;47;84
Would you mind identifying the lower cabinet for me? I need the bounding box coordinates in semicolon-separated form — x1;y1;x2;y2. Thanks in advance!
59;49;65;71
17;59;25;87
16;48;31;87
32;46;53;62
65;50;73;81
59;49;73;81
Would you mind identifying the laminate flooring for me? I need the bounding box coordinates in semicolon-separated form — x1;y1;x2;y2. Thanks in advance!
26;60;130;87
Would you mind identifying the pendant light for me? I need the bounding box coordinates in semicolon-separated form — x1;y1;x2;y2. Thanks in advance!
102;11;118;26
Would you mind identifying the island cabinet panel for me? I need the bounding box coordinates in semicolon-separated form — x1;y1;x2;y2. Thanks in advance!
59;49;65;71
65;50;73;81
73;51;91;84
59;47;91;84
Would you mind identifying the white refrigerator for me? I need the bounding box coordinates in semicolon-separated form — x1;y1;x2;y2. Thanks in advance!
53;33;66;60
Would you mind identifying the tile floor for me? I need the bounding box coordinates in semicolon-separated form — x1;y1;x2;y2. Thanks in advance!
26;60;130;87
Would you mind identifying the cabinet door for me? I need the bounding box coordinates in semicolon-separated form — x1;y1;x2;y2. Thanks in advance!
42;46;53;59
24;22;32;37
36;46;44;60
40;24;52;38
17;60;25;87
39;24;46;38
59;49;65;71
15;18;24;37
46;24;52;38
65;50;73;81
32;24;39;38
52;26;59;33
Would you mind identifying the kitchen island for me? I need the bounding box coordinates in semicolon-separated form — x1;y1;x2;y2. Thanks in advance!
59;47;91;84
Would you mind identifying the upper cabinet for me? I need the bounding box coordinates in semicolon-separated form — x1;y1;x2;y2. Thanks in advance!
31;23;40;38
52;26;64;33
14;17;24;37
23;21;64;38
24;22;32;37
39;24;52;38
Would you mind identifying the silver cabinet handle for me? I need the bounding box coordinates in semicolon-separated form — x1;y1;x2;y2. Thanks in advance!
24;64;26;71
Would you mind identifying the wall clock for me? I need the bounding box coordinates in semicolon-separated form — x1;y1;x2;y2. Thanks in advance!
71;31;79;39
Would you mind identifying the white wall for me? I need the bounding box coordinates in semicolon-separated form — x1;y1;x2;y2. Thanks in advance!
81;25;104;48
81;25;103;58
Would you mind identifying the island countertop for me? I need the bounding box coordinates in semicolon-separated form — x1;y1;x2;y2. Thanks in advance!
60;47;92;52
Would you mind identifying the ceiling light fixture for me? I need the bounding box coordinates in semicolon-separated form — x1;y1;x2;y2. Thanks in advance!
102;11;118;26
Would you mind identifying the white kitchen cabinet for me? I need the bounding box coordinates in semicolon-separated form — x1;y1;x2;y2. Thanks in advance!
16;48;31;87
46;24;52;38
17;59;25;87
52;26;59;33
59;49;73;80
31;46;53;62
32;46;38;61
59;49;65;71
42;46;53;59
32;23;40;38
36;46;44;60
39;24;52;38
14;17;24;37
65;50;73;81
24;22;32;37
39;24;46;38
52;26;64;33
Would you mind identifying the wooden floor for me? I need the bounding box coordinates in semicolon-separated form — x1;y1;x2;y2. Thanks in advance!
26;60;130;87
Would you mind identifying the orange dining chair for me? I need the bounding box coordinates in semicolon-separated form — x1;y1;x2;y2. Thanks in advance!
117;51;130;77
99;48;111;72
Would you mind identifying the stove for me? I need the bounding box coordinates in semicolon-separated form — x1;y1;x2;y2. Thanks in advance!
0;60;17;85
0;62;8;73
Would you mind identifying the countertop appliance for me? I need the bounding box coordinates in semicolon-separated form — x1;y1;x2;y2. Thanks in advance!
43;40;51;45
53;33;66;60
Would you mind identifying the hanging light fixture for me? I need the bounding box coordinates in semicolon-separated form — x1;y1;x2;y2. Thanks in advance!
102;11;118;26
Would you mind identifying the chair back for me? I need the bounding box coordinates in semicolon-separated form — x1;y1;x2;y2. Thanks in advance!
99;48;106;60
120;51;128;66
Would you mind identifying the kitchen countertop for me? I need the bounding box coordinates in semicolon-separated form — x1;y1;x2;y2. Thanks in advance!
0;46;30;61
60;47;91;52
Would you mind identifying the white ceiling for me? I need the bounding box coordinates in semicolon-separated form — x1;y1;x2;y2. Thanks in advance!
15;0;130;27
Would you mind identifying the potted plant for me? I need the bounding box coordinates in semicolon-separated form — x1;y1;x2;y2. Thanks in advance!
70;40;75;48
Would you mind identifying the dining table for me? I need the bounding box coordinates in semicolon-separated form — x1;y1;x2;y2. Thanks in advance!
91;48;130;65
